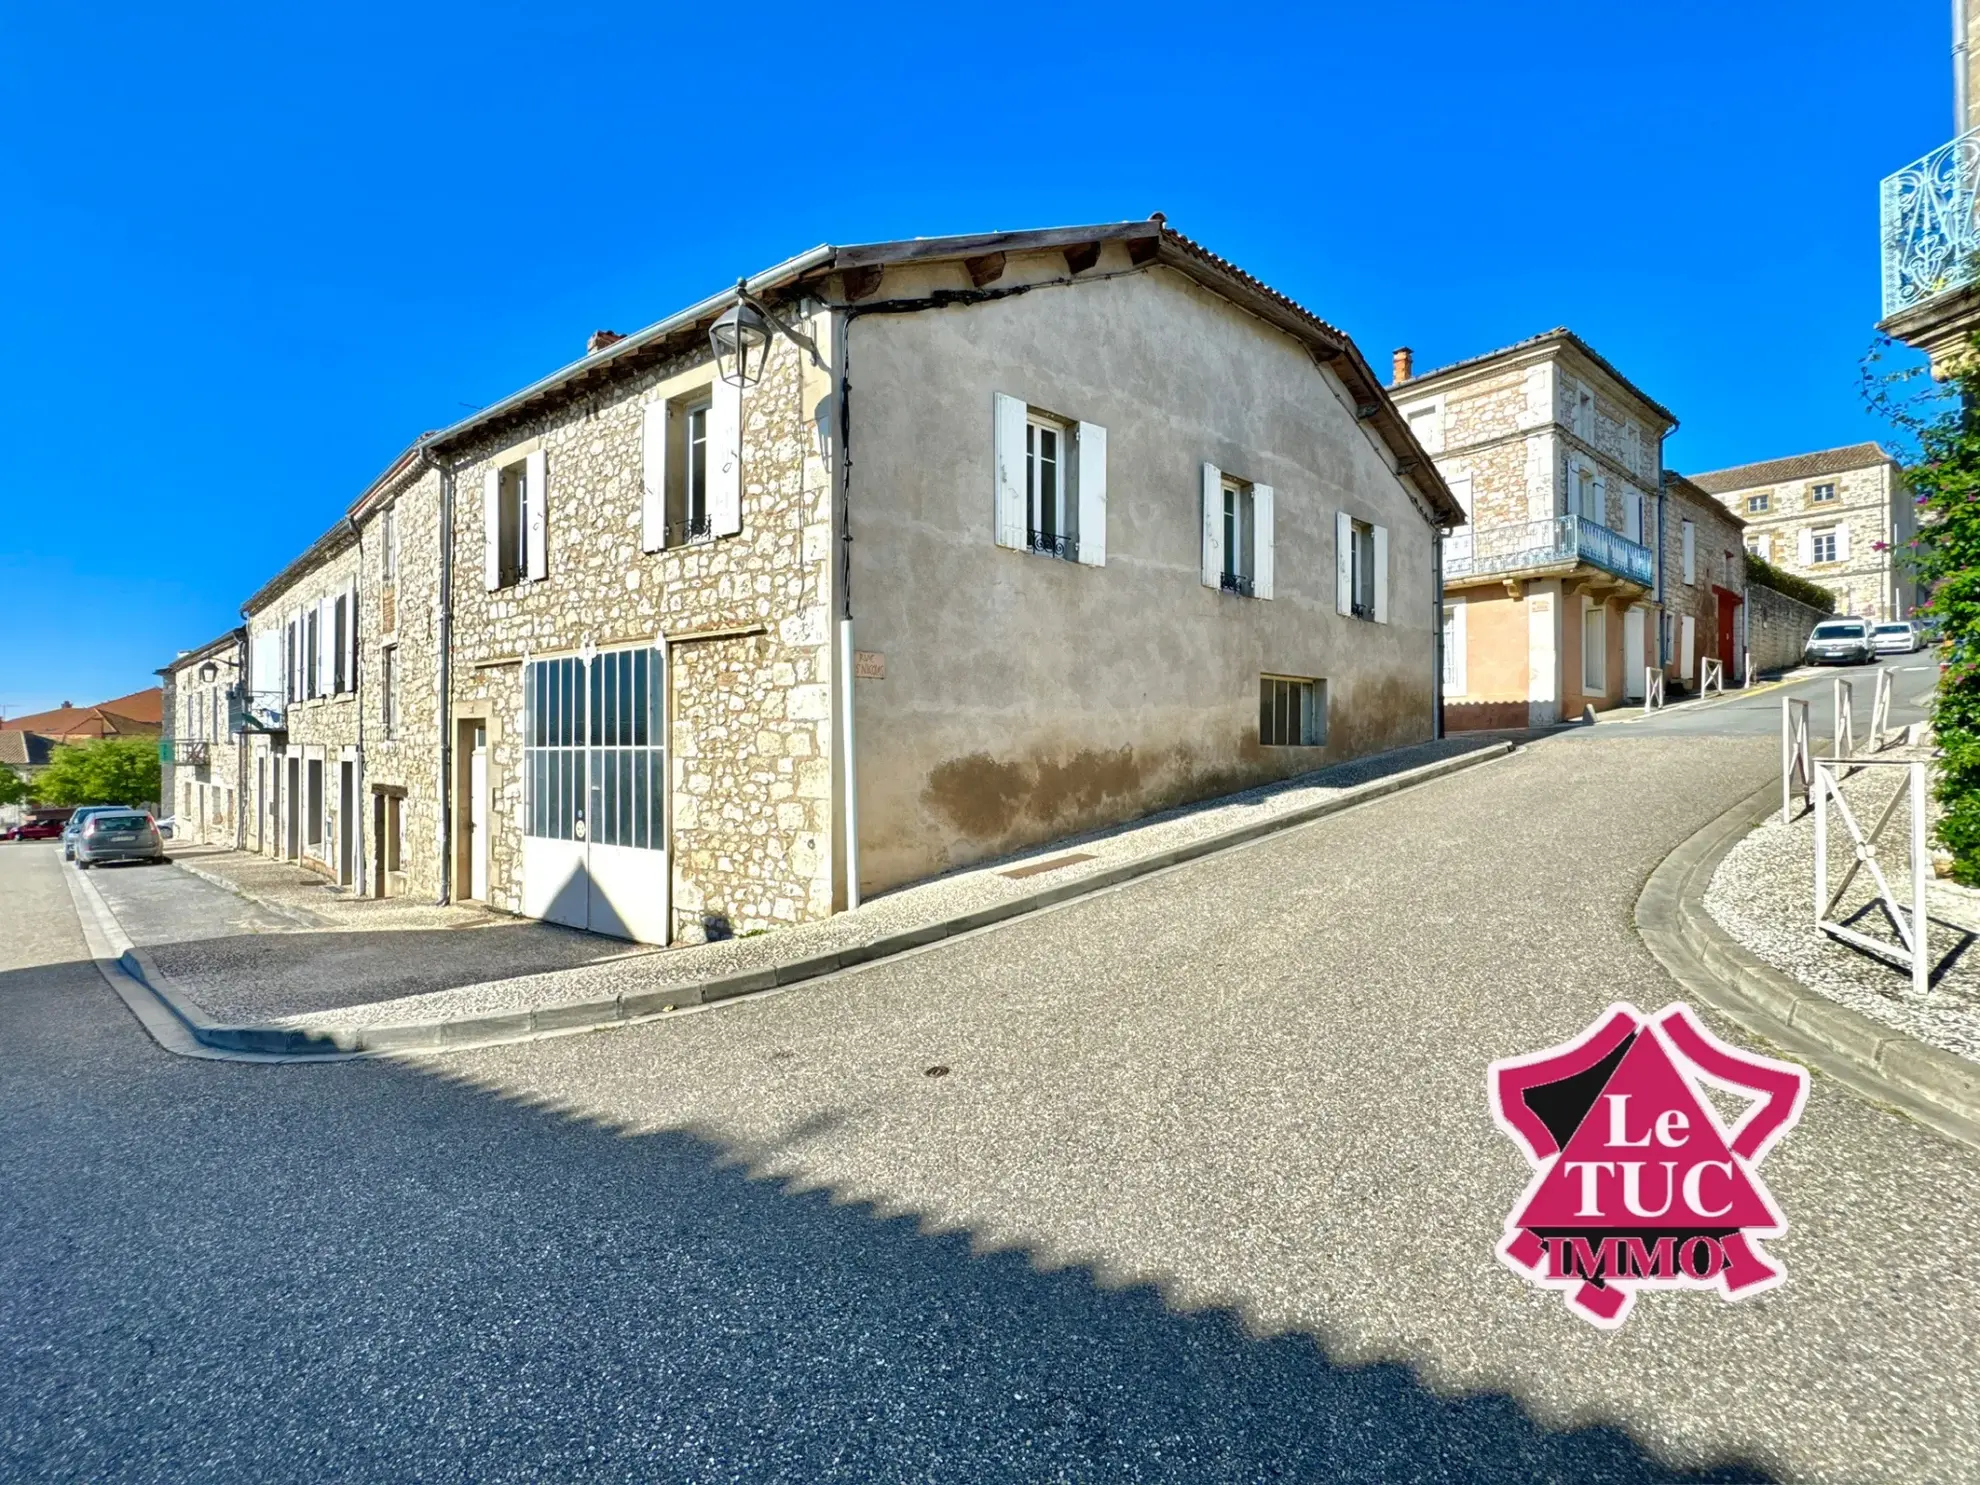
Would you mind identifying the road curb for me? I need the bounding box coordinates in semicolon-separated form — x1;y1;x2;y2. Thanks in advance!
97;740;1517;1061
1635;780;1980;1152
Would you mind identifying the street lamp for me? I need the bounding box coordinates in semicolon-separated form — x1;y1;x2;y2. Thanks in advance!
197;661;218;683
710;279;825;388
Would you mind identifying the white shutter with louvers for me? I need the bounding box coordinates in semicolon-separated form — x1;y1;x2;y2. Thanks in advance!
1201;463;1224;588
641;401;667;552
709;377;742;538
1835;523;1851;561
317;597;334;697
1798;528;1815;565
1335;511;1353;615
346;581;360;693
524;448;548;580
1075;421;1106;566
1682;521;1696;583
994;394;1027;549
1372;524;1389;623
1623;487;1642;542
1252;484;1274;599
483;469;501;590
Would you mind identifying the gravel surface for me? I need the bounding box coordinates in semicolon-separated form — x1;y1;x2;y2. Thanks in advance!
1705;749;1980;1062
267;733;1515;1031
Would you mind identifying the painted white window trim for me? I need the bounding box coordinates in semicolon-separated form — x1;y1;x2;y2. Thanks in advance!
1442;598;1468;697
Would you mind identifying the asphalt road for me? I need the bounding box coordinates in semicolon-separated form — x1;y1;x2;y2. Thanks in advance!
2;675;1972;1483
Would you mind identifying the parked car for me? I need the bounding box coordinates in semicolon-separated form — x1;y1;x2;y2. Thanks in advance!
1872;620;1921;656
61;804;126;861
1804;618;1875;667
4;819;66;841
72;810;167;868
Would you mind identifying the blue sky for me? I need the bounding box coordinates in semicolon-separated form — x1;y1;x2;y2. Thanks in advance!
0;1;1952;716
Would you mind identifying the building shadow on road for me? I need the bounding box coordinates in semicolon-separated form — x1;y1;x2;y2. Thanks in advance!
0;953;1778;1485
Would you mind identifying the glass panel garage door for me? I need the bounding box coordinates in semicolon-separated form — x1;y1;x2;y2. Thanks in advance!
522;648;667;941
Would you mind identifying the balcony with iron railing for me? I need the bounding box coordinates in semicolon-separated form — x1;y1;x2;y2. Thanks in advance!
1444;513;1654;589
1881;127;1980;318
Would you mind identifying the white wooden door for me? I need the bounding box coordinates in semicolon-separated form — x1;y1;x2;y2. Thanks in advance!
468;728;489;901
1623;608;1646;699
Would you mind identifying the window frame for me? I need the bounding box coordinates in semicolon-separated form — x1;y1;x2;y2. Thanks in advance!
1350;518;1376;619
1746;491;1771;515
1809;482;1838;504
1025;413;1077;560
496;459;528;586
1258;674;1324;747
1221;477;1254;594
1811;527;1839;564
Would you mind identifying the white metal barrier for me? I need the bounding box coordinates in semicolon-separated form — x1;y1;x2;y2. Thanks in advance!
1870;667;1894;751
1832;677;1856;766
1812;758;1931;1000
1643;667;1665;715
1701;657;1725;696
1782;697;1812;822
1744;649;1754;688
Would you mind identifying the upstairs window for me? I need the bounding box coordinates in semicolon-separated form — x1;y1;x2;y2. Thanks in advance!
483;449;547;589
995;393;1108;566
1747;491;1771;514
303;607;321;699
381;644;398;738
1810;482;1838;504
1336;512;1387;622
1810;527;1838;564
641;380;742;552
1199;463;1272;597
1681;520;1696;584
380;506;398;581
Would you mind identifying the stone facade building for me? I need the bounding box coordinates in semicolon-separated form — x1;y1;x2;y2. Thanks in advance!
159;630;246;845
1661;473;1749;686
1390;330;1693;727
169;217;1461;946
1687;444;1913;623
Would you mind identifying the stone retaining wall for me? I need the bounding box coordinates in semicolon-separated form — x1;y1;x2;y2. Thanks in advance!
1748;582;1829;674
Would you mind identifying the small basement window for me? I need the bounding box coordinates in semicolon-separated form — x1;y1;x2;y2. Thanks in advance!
1259;675;1324;747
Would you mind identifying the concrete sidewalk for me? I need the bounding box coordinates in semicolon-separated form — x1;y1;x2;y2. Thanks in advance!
94;733;1521;1055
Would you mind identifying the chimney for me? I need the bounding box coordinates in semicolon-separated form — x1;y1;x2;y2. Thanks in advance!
587;329;625;355
1391;346;1413;386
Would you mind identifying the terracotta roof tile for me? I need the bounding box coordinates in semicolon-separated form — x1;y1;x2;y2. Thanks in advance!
1686;443;1896;494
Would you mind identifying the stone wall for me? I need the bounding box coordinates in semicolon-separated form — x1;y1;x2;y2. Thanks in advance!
1748;582;1830;675
443;330;835;941
1662;482;1747;684
1706;461;1910;622
163;637;245;846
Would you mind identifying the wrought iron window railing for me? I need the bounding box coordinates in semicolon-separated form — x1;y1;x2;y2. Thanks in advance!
1881;126;1980;317
1350;598;1374;621
1027;527;1079;562
175;739;210;768
666;514;714;546
1443;514;1653;587
1220;570;1254;597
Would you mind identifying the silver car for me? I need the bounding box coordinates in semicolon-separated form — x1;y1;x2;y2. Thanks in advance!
1872;620;1919;655
1805;618;1874;666
73;810;167;868
61;804;126;861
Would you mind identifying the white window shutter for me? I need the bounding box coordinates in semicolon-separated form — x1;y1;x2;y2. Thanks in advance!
1372;524;1389;623
1201;463;1224;588
483;469;501;590
994;394;1027;549
1680;615;1696;679
709;377;742;538
1251;484;1274;599
1682;521;1696;583
1335;511;1353;615
641;401;667;553
1075;421;1107;566
524;449;548;580
317;597;333;696
1797;528;1814;564
1835;523;1851;561
1623;488;1642;542
1444;600;1468;695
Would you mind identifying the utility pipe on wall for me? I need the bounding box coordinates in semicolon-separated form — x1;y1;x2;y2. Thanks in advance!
429;450;455;906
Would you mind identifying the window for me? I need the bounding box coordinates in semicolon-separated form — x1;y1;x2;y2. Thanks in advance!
1572;383;1595;442
1811;528;1838;564
284;617;298;703
1222;479;1253;594
1442;601;1467;696
524;649;666;850
1573;463;1604;525
304;607;320;699
1582;602;1606;694
1259;676;1324;747
1810;482;1837;503
1351;519;1376;618
332;593;349;695
1403;399;1443;454
1746;534;1770;561
643;381;742;552
1026;415;1076;560
380;506;397;581
381;644;398;739
1747;491;1771;514
1681;520;1696;584
496;461;527;586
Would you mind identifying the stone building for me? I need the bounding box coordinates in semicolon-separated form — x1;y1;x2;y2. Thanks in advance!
186;216;1461;946
1661;473;1749;686
1390;331;1681;727
1687;444;1913;623
159;630;246;845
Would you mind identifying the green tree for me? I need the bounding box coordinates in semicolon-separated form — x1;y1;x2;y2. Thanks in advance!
1866;333;1980;882
29;738;162;808
0;765;27;806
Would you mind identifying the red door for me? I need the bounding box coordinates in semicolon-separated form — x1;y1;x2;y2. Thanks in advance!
1715;589;1739;670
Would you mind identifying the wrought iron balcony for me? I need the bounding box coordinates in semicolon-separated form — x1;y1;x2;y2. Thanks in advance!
1219;569;1254;597
173;739;211;768
665;514;714;546
1443;514;1653;588
1027;527;1079;562
1881;127;1980;317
